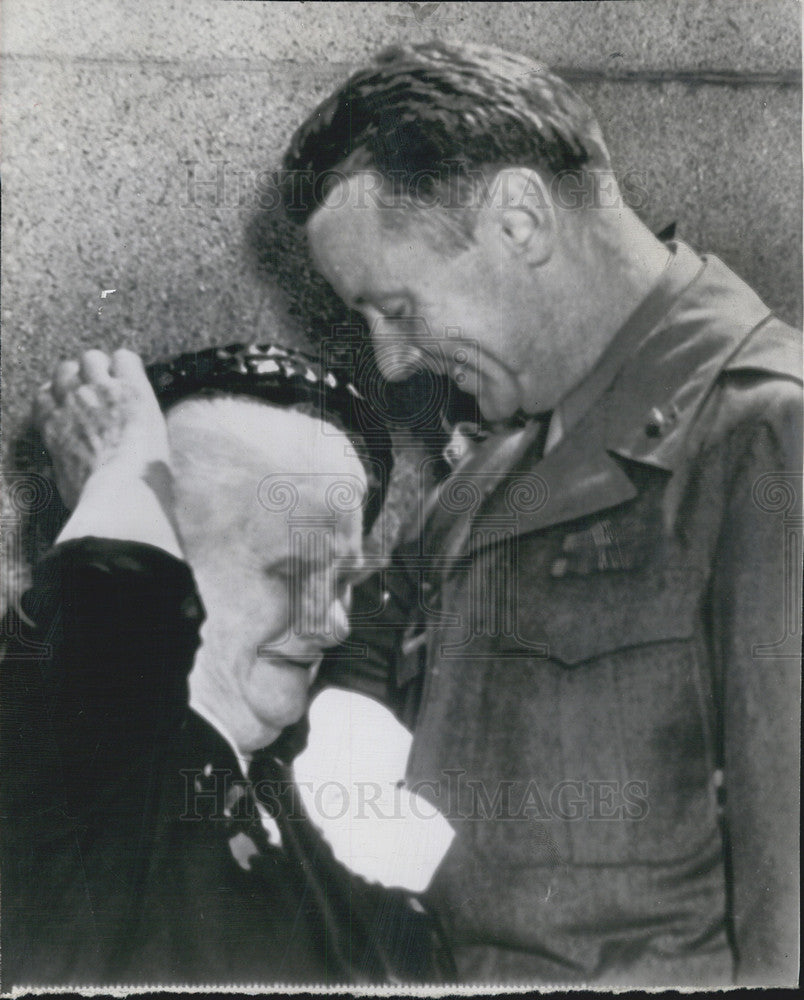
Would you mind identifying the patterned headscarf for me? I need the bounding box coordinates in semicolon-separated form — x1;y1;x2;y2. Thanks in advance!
146;342;393;532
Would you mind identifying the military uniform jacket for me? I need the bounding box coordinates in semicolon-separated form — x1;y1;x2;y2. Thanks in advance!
324;243;802;987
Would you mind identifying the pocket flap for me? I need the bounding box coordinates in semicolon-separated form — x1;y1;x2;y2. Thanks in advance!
521;568;702;666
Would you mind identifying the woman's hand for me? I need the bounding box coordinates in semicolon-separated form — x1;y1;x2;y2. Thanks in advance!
35;348;171;510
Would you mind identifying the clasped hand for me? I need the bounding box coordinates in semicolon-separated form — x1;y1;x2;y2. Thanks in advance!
35;348;170;510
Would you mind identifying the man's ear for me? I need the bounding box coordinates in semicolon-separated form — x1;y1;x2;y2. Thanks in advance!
483;167;556;267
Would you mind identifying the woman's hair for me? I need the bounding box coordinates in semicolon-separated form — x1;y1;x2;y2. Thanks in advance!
147;342;392;532
165;394;369;543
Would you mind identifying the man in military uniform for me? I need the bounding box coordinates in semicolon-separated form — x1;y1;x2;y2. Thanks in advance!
282;41;801;986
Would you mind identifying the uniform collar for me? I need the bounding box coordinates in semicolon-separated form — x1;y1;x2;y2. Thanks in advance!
603;241;778;471
552;240;704;448
469;242;780;544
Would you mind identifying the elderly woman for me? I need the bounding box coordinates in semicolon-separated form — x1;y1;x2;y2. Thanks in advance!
0;344;452;989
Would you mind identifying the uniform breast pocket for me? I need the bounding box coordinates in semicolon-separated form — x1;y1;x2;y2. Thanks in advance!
505;561;720;866
535;566;702;666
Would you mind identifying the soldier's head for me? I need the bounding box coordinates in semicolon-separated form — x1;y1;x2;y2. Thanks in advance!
283;40;646;421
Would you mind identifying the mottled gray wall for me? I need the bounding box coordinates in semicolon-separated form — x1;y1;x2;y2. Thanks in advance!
1;0;801;596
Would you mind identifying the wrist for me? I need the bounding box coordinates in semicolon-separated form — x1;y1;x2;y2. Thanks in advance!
87;459;175;517
57;462;183;559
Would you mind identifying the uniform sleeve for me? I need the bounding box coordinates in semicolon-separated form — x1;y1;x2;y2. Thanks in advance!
316;568;406;706
710;377;801;986
316;546;424;722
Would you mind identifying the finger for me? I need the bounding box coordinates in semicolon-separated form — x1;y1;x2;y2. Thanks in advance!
33;382;57;428
80;349;113;384
36;409;69;457
35;380;54;409
110;348;147;382
52;360;81;403
74;382;101;410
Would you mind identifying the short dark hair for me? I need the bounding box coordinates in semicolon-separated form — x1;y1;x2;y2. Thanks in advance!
282;39;610;235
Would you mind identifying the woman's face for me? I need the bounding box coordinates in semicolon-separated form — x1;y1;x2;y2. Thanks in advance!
167;400;367;754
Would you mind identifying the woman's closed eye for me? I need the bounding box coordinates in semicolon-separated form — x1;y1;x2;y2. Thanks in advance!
264;558;367;591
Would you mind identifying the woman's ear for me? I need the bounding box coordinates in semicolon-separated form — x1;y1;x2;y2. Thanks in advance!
482;167;557;267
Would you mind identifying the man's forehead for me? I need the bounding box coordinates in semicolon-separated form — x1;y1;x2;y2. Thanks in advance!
307;174;431;297
307;174;384;266
168;399;361;470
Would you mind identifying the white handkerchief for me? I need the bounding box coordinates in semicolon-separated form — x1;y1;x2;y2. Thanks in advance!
293;687;455;893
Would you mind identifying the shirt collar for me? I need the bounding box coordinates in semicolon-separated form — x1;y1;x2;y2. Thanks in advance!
464;242;785;546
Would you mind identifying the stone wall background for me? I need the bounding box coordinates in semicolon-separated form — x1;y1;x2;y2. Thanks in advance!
1;0;801;599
